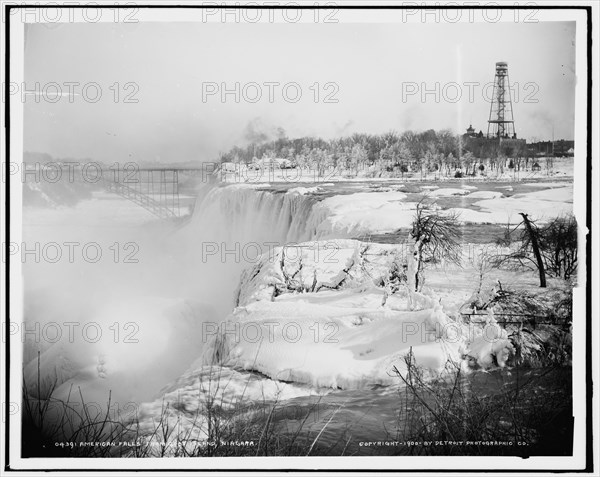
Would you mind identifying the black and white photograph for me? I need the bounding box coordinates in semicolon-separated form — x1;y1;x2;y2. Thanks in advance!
1;2;598;474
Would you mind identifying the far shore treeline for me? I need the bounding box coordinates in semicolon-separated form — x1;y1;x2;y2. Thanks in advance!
218;129;549;177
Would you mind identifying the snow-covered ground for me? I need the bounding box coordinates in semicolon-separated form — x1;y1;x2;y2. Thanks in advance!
305;182;572;238
453;184;573;225
201;240;517;390
132;365;321;454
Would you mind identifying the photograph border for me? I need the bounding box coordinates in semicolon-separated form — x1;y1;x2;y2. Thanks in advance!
2;2;594;473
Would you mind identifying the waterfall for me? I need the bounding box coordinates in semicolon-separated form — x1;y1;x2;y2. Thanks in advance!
185;184;328;245
168;184;332;316
22;183;333;407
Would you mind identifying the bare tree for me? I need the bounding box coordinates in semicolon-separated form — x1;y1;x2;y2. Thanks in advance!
495;213;578;286
520;213;547;287
538;214;578;280
468;245;497;297
408;201;462;292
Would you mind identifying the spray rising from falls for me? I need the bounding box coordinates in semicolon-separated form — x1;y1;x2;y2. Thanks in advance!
23;183;332;409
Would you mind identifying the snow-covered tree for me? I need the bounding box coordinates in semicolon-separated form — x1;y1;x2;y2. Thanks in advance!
409;201;462;291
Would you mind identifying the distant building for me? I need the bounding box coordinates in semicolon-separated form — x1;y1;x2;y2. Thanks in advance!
527;141;553;156
461;124;526;158
527;140;574;157
553;139;575;157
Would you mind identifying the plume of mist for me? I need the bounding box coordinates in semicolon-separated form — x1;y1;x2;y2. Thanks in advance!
242;117;287;145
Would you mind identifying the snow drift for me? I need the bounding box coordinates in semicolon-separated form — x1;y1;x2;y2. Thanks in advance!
203;240;516;389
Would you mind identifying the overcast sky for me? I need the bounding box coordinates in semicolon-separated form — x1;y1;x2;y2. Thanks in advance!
22;17;576;163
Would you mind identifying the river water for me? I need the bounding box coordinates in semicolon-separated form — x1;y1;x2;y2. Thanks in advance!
267;366;572;456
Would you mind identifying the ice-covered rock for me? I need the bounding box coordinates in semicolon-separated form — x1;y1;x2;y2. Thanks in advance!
235;240;402;306
208;240;467;389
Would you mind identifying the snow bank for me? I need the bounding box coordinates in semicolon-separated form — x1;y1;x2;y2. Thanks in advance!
236;239;400;305
218;293;463;389
206;240;472;389
304;182;572;236
211;238;555;389
463;310;515;368
286;186;321;195
427;188;471;197
451;184;573;224
130;365;324;456
310;191;415;237
522;182;571;188
466;191;504;200
139;365;318;418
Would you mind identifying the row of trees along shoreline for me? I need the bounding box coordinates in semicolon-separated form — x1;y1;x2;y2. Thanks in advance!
219;129;560;177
